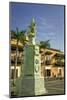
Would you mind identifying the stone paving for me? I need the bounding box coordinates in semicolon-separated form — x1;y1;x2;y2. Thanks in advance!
44;78;65;95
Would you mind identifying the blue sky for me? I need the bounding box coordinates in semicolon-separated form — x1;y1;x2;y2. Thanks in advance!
10;2;64;52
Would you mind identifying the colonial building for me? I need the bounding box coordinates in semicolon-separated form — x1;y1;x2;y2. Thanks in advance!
10;38;64;81
40;48;64;78
11;37;23;80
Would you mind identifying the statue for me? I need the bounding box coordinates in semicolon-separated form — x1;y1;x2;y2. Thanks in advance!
27;18;36;45
28;18;36;37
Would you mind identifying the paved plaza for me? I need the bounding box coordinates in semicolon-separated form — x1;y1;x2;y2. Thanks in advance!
44;78;65;95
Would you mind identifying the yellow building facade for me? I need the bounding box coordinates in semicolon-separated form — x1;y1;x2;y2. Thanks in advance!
40;48;64;79
10;38;64;80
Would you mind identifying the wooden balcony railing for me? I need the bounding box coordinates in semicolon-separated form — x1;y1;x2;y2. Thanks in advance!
53;60;64;66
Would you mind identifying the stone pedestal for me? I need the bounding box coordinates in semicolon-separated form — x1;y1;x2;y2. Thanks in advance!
16;45;47;96
34;77;47;95
34;45;47;95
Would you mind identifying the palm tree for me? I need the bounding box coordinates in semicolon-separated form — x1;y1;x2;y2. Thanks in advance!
11;28;26;85
40;40;50;49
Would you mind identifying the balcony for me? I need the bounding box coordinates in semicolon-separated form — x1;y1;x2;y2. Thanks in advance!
45;60;51;65
54;53;64;58
52;53;64;67
53;60;64;66
11;56;22;65
11;39;23;47
11;45;23;51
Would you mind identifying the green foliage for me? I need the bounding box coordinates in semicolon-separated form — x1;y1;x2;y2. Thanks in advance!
11;28;26;45
40;40;50;49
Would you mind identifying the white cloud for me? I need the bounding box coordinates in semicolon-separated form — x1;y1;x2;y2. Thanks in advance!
36;16;54;31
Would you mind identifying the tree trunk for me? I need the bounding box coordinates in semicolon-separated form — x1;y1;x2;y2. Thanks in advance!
13;40;18;86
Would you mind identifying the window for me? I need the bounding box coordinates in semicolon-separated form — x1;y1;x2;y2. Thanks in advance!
58;69;62;75
45;69;51;77
45;55;51;65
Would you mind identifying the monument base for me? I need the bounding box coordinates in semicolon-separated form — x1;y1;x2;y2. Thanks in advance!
35;76;47;95
16;76;47;97
15;45;47;97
